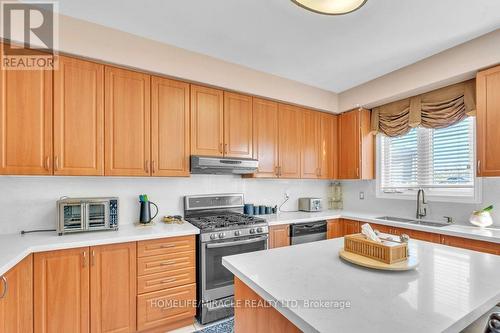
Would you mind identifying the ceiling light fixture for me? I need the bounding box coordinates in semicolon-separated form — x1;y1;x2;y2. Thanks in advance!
292;0;367;15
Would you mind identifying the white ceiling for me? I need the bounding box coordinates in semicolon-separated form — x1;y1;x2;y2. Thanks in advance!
54;0;500;92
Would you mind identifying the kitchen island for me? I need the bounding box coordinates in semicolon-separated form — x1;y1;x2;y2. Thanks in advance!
222;238;500;333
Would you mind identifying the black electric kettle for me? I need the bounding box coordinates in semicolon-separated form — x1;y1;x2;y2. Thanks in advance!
139;194;158;224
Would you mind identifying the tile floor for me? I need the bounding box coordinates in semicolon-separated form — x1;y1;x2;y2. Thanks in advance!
167;318;232;333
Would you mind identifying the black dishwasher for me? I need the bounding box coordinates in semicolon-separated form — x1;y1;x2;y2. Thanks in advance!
290;221;327;245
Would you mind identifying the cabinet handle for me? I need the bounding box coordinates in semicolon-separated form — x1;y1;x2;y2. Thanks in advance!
277;166;282;177
0;276;7;299
160;243;175;248
477;160;481;175
161;277;177;284
91;250;95;266
224;143;228;154
160;260;176;266
275;166;279;176
45;156;50;170
145;160;149;174
356;167;359;177
54;156;59;171
151;160;156;174
82;251;87;268
219;143;223;154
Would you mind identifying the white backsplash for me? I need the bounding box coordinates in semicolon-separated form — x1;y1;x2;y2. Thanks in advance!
341;178;500;226
0;175;330;234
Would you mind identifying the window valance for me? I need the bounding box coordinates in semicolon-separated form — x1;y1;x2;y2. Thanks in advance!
371;79;476;137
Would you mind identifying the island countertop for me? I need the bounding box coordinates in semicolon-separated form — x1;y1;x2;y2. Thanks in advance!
222;238;500;333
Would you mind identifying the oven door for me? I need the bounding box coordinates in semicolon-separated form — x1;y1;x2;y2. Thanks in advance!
85;201;110;230
201;235;268;302
59;203;86;233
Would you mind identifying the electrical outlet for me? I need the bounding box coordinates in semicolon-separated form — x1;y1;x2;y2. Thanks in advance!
284;191;290;199
359;192;365;200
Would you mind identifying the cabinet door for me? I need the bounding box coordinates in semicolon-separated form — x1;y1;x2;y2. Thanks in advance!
151;77;190;177
252;98;279;178
278;104;302;178
0;255;33;333
90;243;136;333
320;113;338;179
190;85;223;157
54;56;104;175
105;66;151;176
0;58;52;175
301;109;321;179
338;110;360;179
441;235;499;255
477;65;500;177
224;92;253;158
343;219;360;235
269;225;290;249
34;248;90;333
327;219;343;239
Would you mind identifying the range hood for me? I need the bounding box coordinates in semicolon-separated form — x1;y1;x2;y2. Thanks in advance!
190;156;258;175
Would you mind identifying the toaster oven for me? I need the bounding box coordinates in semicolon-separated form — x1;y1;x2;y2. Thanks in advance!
298;198;323;212
57;197;119;235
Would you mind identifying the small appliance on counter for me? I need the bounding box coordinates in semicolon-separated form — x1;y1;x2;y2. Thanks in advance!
298;197;323;212
138;194;159;224
57;197;118;236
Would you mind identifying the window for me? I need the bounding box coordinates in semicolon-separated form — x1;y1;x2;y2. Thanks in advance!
377;117;480;202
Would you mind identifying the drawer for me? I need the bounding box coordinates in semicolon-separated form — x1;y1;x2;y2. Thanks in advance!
138;235;195;258
138;266;196;294
137;283;196;331
138;251;195;276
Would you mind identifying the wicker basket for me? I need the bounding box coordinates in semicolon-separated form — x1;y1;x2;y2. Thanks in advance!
344;233;408;264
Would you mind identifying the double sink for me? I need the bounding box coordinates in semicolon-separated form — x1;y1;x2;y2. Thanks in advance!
376;216;450;228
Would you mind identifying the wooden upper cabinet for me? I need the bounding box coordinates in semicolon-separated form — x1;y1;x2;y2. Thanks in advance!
190;85;224;157
90;243;136;333
319;113;338;179
104;66;151;176
278;104;302;178
224;92;253;158
477;65;500;177
301;109;321;179
0;54;52;175
0;255;33;333
151;77;190;177
338;108;374;180
54;56;104;176
252;98;279;178
34;248;90;333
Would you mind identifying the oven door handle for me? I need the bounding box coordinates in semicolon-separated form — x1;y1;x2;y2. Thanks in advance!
206;235;268;248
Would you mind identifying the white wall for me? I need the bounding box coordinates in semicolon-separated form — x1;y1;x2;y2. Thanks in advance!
338;28;500;111
0;176;330;235
341;178;500;227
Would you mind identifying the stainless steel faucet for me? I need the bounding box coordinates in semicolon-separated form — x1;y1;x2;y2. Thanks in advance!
416;189;427;219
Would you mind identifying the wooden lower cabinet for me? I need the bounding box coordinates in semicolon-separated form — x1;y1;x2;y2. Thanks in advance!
90;242;137;333
327;219;343;239
136;236;196;332
35;244;137;333
441;235;500;255
343;219;361;235
0;255;33;333
234;277;300;333
137;284;196;332
269;225;290;248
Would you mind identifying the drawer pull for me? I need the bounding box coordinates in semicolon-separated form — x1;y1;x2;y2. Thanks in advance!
0;276;7;299
160;260;176;266
161;278;177;284
160;244;176;249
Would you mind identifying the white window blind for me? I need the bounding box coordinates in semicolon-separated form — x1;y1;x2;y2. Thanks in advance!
380;117;474;191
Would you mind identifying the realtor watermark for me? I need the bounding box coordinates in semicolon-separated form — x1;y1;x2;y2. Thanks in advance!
149;299;352;311
1;1;58;70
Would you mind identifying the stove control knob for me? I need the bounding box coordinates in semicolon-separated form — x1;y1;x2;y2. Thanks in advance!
249;228;256;234
234;230;241;236
210;234;217;240
218;232;225;239
256;227;264;233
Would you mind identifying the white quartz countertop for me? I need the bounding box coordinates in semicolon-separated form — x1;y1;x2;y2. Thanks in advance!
0;222;199;276
262;210;500;244
223;238;500;333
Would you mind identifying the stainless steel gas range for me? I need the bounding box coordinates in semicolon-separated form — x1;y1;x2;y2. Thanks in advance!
184;193;268;325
